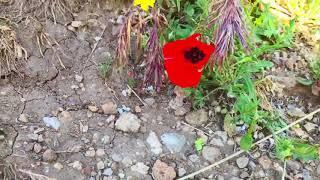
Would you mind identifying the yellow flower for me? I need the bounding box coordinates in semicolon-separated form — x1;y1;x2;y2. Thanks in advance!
134;0;155;11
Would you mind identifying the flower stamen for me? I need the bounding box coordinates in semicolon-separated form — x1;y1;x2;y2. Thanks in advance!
184;47;205;64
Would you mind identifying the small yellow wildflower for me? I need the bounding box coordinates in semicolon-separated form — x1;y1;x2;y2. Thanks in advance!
134;0;155;11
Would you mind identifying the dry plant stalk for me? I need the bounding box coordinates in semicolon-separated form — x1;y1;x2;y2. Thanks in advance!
143;9;166;91
33;19;66;69
21;0;72;23
116;7;151;67
210;0;248;66
0;17;27;76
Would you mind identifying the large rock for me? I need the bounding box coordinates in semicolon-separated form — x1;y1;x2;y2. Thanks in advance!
152;160;176;180
185;109;208;126
115;113;141;133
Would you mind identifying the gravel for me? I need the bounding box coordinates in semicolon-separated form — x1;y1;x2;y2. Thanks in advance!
236;156;249;169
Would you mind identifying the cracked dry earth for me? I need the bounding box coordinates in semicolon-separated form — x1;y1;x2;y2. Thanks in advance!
1;1;320;180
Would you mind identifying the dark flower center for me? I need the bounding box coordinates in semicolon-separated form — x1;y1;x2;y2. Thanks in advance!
184;47;205;64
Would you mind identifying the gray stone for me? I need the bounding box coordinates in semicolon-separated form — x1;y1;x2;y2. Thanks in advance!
42;149;57;162
75;74;83;82
18;114;29;123
101;101;117;114
240;171;250;178
85;148;96;157
43;116;60;130
188;154;200;163
96;149;105;157
28;134;39;141
131;162;149;175
287;160;301;171
161;133;186;153
178;168;186;177
103;168;113;176
185;109;208;126
71;161;82;171
258;156;272;169
121;157;133;167
115;113;141;133
316;164;320;175
304;122;317;132
236;156;249;168
97;161;105;170
202;146;221;163
287;105;306;118
53;162;64;170
111;153;123;162
146;131;162;155
33;143;42;153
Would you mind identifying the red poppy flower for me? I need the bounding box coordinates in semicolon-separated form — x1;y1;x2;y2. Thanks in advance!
163;34;215;88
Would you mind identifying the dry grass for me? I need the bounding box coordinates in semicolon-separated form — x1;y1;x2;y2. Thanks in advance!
0;162;17;180
0;17;27;76
20;0;72;23
32;18;66;69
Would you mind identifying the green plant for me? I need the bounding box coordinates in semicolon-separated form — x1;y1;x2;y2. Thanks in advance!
182;1;320;161
159;0;211;41
310;58;320;80
194;138;205;153
98;56;113;78
275;137;319;161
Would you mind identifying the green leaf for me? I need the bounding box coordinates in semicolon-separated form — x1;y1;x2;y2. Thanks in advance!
296;77;313;86
275;138;294;160
240;133;253;151
292;141;319;161
195;138;205;153
185;5;195;16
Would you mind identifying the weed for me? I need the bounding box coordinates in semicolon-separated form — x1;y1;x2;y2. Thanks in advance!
310;58;320;80
98;56;113;79
194;138;205;153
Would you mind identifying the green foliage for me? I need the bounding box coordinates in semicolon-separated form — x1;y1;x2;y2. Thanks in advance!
99;56;113;79
160;0;211;41
240;133;253;151
194;138;205;153
276;137;319;161
245;2;295;46
310;58;320;79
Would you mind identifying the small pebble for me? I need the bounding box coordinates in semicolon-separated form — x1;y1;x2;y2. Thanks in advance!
236;156;249;168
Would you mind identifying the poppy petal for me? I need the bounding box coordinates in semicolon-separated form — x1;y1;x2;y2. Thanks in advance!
164;59;202;88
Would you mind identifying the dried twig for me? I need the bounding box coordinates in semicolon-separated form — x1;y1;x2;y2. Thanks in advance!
127;84;147;106
18;169;55;180
181;122;212;137
82;25;107;71
178;107;320;180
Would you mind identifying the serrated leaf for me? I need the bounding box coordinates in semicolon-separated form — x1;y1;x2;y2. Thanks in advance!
296;77;313;86
240;133;253;151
